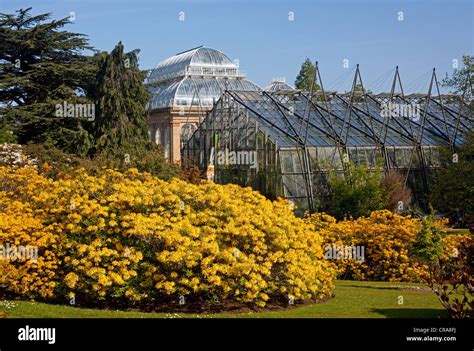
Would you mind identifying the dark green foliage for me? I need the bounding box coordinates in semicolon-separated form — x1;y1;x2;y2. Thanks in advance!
0;8;97;154
295;58;321;92
84;42;178;178
91;42;150;152
94;140;179;180
431;132;474;220
324;163;386;219
1;8;177;181
84;42;178;179
18;143;179;180
22;143;95;174
432;56;474;220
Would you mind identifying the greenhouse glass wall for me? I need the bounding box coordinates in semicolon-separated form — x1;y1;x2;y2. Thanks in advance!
182;67;472;212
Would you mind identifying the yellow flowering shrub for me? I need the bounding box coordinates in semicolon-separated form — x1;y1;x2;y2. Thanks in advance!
0;166;335;308
305;210;470;282
441;234;472;260
0;196;61;298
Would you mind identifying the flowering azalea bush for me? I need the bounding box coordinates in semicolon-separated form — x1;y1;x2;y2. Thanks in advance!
305;211;470;282
441;234;472;260
0;166;335;308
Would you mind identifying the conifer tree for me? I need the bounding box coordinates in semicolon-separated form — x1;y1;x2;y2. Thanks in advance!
0;7;96;154
91;42;150;152
295;58;321;92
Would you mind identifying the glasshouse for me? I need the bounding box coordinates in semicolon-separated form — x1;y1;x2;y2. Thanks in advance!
146;46;261;162
182;65;473;211
265;78;295;92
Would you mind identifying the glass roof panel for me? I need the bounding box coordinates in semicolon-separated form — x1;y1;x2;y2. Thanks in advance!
185;88;470;150
265;80;295;92
149;78;261;109
147;47;241;85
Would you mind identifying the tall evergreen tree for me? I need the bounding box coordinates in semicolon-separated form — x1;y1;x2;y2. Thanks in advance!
91;42;150;152
0;8;96;154
295;58;321;92
90;42;176;179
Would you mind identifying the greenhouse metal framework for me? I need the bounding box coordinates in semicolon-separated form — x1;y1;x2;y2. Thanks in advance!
183;64;473;211
145;46;261;162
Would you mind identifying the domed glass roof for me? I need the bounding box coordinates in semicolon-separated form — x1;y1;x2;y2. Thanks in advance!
147;46;261;110
147;46;242;84
265;79;295;92
148;77;261;110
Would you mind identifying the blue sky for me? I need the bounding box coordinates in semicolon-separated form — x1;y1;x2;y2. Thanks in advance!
2;0;473;93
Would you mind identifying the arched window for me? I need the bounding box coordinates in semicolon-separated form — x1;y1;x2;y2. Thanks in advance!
163;125;170;159
154;125;161;145
180;124;196;147
147;127;152;141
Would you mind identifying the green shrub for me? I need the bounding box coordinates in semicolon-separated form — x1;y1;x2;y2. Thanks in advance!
3;142;179;181
324;163;386;219
0;128;17;144
431;131;474;222
94;140;179;180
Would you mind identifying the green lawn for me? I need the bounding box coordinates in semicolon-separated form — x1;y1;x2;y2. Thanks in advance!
446;228;471;235
2;280;446;318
